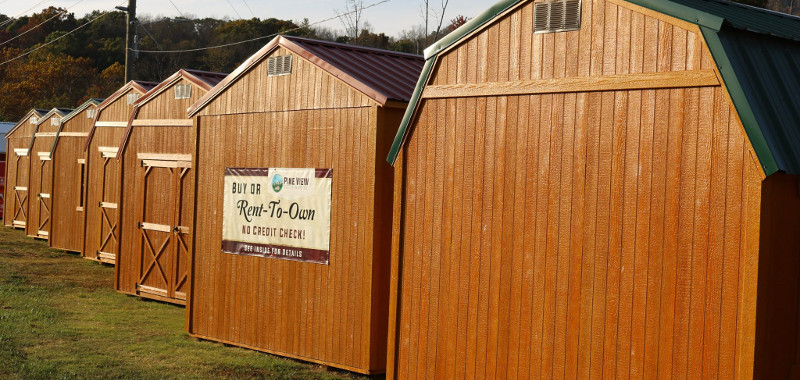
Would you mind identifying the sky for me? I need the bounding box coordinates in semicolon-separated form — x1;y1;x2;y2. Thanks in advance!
0;0;491;37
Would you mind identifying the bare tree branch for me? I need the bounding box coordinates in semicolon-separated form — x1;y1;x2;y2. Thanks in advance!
335;0;363;41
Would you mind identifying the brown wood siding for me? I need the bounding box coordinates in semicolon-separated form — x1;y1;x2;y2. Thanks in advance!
26;134;55;238
392;84;764;378
83;89;140;260
51;106;96;252
189;104;394;374
195;47;372;117
429;0;714;87
4;137;29;226
116;77;207;301
4;117;37;227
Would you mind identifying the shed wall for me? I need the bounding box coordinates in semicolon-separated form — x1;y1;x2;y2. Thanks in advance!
26;134;55;238
428;0;714;86
4;118;37;227
83;89;140;260
195;46;372;116
116;77;207;299
392;85;763;379
51;107;96;252
189;104;395;373
4;137;29;226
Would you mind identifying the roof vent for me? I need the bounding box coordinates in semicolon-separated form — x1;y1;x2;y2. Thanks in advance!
174;84;192;99
534;0;581;34
267;55;293;76
126;92;140;105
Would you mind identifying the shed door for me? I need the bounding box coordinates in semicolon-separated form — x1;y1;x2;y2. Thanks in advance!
35;153;52;238
135;157;191;301
12;149;29;228
96;147;120;263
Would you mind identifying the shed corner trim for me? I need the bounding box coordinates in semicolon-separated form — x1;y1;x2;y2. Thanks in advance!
387;57;436;165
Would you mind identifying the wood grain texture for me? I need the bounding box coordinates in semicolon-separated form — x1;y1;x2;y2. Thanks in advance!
83;87;145;261
389;0;772;378
421;70;719;99
116;76;208;304
187;47;399;374
50;105;97;252
3;115;37;227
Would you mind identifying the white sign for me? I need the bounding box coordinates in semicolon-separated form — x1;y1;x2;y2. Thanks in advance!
222;167;332;264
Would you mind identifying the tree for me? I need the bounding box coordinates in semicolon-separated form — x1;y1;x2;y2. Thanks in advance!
336;0;364;41
0;53;97;120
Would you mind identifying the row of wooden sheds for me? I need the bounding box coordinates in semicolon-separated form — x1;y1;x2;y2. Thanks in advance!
4;0;800;377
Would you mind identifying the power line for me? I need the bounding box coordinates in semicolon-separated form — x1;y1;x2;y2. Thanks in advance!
166;0;186;19
132;0;391;54
0;2;127;67
137;22;163;50
240;0;256;18
0;0;89;49
223;0;243;19
0;0;53;28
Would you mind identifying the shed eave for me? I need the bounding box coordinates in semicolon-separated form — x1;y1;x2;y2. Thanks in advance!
423;0;521;59
387;57;435;165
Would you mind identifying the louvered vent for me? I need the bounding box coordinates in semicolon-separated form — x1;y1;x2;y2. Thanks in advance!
534;0;581;33
50;117;60;126
174;84;192;99
30;116;37;124
87;108;96;119
126;93;140;105
267;55;293;76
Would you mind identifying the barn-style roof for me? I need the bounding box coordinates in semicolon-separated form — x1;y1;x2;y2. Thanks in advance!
116;69;228;158
6;108;48;138
35;108;73;127
188;35;424;115
134;69;228;108
95;80;158;111
387;0;800;177
50;98;103;155
84;80;157;151
60;98;104;125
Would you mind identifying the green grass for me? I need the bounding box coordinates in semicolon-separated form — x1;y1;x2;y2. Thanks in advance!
0;227;363;380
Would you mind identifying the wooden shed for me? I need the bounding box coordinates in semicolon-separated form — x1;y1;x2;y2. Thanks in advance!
83;80;157;263
3;108;47;229
114;69;227;304
186;35;423;374
386;0;800;378
26;107;73;239
49;99;103;252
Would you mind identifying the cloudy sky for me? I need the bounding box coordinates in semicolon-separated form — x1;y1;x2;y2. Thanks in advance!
1;0;491;36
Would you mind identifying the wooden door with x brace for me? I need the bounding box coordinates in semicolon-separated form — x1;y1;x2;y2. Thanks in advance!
135;155;192;304
95;147;121;263
11;148;30;229
30;151;52;239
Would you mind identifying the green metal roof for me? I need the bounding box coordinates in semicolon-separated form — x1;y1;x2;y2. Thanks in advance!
388;0;800;176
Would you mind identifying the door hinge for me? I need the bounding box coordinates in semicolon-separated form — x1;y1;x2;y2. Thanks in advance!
138;222;143;229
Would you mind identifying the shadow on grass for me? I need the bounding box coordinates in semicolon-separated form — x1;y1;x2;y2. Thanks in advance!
0;227;364;380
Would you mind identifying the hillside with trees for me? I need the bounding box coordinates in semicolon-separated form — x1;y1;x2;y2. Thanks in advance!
0;0;795;122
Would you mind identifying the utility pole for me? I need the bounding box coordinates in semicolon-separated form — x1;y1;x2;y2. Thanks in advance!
116;0;137;83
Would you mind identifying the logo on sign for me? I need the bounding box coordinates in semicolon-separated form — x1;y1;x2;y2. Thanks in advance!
272;174;284;193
